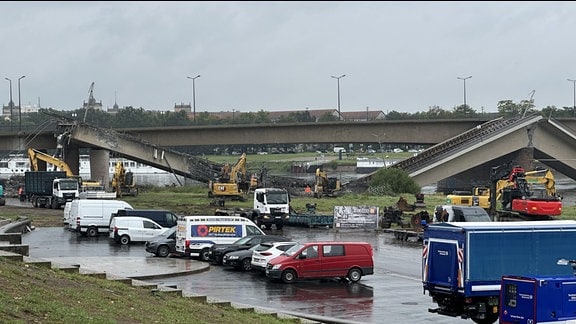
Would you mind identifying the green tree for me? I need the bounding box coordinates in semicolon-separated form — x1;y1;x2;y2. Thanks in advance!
497;100;523;118
451;104;478;118
384;110;412;120
368;168;421;195
317;112;339;122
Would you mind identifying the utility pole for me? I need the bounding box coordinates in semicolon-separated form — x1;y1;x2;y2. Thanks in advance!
568;79;576;117
331;74;346;120
457;76;472;108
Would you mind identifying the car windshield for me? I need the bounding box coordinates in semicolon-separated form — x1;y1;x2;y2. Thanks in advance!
283;243;304;256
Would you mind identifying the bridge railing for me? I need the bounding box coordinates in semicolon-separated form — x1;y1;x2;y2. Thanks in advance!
392;116;540;173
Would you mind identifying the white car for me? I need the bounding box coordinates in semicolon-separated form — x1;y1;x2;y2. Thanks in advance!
251;241;297;271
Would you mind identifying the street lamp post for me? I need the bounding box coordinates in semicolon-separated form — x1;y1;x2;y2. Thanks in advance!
5;78;13;131
187;75;201;124
18;75;25;131
457;76;472;108
331;74;346;120
568;79;576;117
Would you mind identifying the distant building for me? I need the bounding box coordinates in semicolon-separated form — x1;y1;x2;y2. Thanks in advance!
342;110;386;121
174;103;191;113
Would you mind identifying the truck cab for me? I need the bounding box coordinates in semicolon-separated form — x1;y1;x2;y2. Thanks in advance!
253;188;290;230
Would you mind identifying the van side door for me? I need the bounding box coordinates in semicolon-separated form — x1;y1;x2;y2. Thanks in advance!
320;243;347;277
298;244;321;278
141;219;164;241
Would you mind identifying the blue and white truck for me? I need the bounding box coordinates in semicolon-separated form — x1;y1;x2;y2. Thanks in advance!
422;220;576;324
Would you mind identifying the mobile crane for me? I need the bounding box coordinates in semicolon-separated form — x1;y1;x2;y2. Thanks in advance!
208;153;258;202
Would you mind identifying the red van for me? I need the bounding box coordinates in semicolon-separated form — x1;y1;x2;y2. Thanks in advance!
265;241;374;284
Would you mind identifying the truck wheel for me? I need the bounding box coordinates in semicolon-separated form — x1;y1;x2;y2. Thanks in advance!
281;269;297;284
87;227;98;237
120;235;130;245
347;268;362;282
51;199;58;209
199;248;210;262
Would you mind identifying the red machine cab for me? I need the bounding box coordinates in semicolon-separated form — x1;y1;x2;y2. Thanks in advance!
265;241;374;284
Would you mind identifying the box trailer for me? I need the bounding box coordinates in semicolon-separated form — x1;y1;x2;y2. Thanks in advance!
422;220;576;324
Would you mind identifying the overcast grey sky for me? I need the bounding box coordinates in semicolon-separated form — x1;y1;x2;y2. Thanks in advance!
1;1;576;114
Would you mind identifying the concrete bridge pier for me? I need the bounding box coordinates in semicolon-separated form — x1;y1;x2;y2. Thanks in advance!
64;144;80;176
89;149;110;187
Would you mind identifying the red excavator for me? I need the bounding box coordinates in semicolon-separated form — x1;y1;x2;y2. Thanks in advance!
489;162;562;221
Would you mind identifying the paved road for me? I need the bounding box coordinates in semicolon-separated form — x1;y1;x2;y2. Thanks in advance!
21;225;463;324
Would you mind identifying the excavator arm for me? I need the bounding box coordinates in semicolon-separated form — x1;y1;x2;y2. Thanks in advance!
229;153;247;183
27;148;74;177
525;169;557;196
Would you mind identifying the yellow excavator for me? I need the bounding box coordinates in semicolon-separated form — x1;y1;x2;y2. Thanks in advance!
208;153;258;202
111;161;138;197
314;168;341;198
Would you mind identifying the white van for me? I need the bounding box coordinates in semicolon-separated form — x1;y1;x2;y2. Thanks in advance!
109;216;171;245
71;199;133;237
175;216;265;261
63;201;73;227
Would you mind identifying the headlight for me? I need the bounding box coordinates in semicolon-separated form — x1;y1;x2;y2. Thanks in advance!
228;255;239;260
272;264;282;270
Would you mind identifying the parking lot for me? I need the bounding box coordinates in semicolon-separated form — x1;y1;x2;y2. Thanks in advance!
22;225;463;323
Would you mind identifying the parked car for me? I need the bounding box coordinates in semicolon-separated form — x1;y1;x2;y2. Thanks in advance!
145;227;177;257
266;241;374;284
109;216;171;245
222;244;268;271
251;241;298;272
208;234;291;265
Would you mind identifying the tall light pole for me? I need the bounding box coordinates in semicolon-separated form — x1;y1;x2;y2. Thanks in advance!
18;75;25;131
331;74;346;120
457;76;472;108
5;78;13;131
187;75;200;124
568;78;576;117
